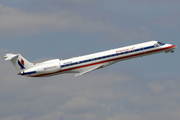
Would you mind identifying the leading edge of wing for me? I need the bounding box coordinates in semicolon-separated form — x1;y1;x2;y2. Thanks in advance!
75;64;103;77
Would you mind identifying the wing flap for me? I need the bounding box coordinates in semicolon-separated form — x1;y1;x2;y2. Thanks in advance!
75;64;103;77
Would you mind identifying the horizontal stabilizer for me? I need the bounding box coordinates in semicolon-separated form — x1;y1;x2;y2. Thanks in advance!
75;64;103;77
4;53;19;61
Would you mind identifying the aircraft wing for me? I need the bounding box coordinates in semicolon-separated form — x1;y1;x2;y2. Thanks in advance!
75;64;103;77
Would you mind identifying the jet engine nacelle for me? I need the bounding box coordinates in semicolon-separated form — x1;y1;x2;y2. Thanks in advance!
20;62;61;76
37;62;61;74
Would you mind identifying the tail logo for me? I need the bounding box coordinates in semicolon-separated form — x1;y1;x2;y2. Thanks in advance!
18;58;25;69
21;58;24;66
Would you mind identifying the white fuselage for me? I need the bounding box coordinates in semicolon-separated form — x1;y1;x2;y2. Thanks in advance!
20;41;176;77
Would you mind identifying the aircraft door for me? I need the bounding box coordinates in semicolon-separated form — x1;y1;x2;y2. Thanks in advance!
140;46;144;56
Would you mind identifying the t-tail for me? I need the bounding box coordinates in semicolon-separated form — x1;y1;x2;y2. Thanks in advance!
4;53;33;73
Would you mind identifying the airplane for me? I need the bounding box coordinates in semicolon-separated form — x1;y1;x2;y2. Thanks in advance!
4;41;177;77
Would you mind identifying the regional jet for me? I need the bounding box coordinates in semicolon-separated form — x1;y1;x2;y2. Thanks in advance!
4;41;177;77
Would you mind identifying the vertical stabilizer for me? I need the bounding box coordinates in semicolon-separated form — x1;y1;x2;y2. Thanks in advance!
4;53;33;73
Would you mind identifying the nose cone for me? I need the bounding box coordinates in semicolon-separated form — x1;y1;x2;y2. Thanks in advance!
171;45;177;48
172;45;177;48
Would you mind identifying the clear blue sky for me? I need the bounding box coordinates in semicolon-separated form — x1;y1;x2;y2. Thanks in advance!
0;0;179;120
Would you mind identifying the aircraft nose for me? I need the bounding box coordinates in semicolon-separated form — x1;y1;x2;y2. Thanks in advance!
172;45;177;48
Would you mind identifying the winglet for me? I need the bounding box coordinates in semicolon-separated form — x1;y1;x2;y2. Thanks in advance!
4;53;19;61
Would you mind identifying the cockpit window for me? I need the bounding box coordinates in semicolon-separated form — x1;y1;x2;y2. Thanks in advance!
157;41;164;45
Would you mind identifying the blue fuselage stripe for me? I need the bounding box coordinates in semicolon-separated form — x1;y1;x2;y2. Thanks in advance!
32;44;170;77
22;71;36;75
61;45;157;68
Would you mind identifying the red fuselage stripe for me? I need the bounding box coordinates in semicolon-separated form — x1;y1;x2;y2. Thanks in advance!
31;45;175;77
